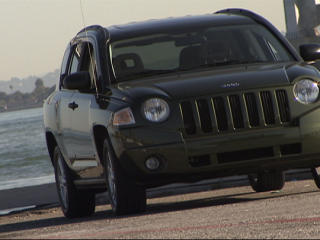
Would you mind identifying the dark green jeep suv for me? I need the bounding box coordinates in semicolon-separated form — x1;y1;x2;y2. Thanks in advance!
44;8;320;218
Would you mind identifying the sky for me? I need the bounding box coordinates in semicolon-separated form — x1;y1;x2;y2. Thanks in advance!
0;0;286;81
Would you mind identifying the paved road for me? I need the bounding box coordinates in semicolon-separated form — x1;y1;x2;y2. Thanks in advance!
1;176;320;239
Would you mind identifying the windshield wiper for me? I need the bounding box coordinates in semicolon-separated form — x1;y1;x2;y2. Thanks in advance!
117;60;275;81
116;69;181;81
198;59;272;68
137;69;184;77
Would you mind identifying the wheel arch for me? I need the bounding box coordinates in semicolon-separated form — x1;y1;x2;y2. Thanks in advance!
45;131;57;166
93;125;111;167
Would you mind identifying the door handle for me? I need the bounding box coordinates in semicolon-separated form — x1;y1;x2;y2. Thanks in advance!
68;101;78;110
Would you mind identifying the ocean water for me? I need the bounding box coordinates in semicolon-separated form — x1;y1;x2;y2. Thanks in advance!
0;107;55;190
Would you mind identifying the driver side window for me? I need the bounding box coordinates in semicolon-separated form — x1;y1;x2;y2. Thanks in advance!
69;43;83;74
61;42;99;92
80;43;98;91
60;43;82;90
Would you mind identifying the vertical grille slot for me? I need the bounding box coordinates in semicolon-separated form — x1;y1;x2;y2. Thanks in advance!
276;90;291;123
260;91;275;125
180;101;196;135
213;97;228;131
244;93;259;127
228;95;244;129
196;99;213;133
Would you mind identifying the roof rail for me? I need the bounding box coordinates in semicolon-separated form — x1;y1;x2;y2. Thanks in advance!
77;25;104;35
75;24;109;44
215;8;275;29
215;8;301;61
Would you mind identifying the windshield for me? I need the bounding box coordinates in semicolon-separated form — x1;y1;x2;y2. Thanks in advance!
110;24;294;82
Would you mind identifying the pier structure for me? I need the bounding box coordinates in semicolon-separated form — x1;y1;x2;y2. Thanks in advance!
284;0;320;48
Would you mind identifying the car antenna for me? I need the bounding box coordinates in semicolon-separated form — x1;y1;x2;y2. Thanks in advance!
79;0;99;97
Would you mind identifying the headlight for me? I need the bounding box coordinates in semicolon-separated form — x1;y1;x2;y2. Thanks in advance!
142;98;170;122
293;79;319;104
113;107;135;126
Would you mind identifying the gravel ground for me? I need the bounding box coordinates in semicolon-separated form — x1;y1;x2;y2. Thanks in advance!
1;177;320;239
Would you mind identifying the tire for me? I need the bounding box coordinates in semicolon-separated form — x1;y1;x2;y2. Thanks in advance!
103;139;146;215
248;171;285;192
53;146;95;218
311;167;320;189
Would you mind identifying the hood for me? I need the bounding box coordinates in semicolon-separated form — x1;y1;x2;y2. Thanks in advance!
116;62;320;100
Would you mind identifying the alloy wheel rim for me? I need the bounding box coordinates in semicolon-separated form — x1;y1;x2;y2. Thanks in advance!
107;152;117;210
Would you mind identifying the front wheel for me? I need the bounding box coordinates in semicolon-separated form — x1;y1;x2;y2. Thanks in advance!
104;139;146;215
248;171;285;192
53;146;95;218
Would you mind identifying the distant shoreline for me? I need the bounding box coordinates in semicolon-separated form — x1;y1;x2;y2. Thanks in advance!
0;175;55;192
0;103;43;113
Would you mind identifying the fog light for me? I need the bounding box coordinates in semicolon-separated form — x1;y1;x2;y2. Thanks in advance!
145;157;160;171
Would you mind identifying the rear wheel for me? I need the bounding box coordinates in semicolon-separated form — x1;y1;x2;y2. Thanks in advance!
104;139;146;215
248;171;285;192
53;146;95;218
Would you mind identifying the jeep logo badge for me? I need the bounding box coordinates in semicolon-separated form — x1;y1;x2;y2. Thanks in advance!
221;82;240;88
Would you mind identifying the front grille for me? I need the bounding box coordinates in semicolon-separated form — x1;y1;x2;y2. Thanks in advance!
180;89;291;136
280;143;301;155
217;147;274;164
189;155;211;167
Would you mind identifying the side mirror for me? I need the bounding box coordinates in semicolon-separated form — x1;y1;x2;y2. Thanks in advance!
63;71;91;91
299;44;320;62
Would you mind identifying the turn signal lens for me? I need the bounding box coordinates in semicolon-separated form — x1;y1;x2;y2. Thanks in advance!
113;107;135;126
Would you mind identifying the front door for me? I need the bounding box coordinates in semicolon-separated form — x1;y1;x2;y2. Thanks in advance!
66;41;100;171
55;90;74;161
67;92;96;162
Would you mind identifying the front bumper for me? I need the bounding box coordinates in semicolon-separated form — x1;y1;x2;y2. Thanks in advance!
110;104;320;186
